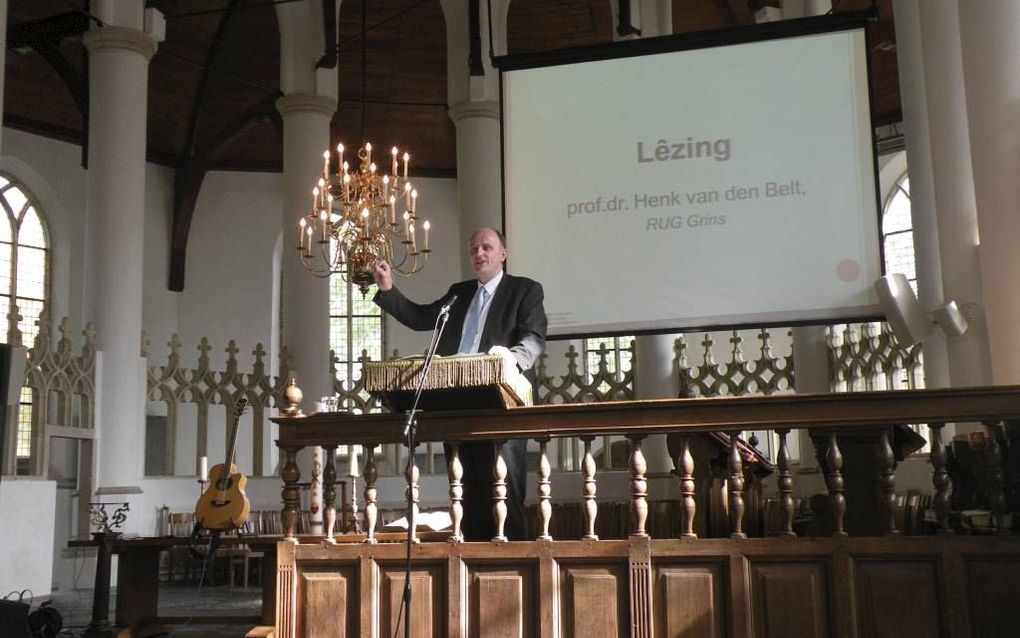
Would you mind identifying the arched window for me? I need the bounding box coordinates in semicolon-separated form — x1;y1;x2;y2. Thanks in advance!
882;174;915;290
0;174;50;464
0;174;49;346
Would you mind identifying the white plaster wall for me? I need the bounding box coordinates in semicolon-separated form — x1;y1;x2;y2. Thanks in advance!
174;171;283;369
143;163;179;353
0;480;56;596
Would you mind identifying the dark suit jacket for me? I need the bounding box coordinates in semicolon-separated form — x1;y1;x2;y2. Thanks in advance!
373;273;547;378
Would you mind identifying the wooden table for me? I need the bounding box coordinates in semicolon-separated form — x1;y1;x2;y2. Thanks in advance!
70;534;284;636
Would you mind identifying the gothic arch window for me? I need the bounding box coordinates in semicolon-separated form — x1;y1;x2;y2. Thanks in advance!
0;174;51;463
882;173;916;290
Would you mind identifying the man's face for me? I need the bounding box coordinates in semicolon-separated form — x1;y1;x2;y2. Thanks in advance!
468;229;507;283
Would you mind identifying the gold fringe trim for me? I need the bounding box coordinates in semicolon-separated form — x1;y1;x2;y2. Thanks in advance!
364;354;505;392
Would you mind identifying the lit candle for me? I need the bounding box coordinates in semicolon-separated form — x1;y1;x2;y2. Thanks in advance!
382;175;389;200
370;162;376;174
349;446;359;478
342;160;349;176
199;455;208;482
409;221;416;250
306;226;313;256
337;143;344;173
361;207;370;237
365;142;372;165
327;194;333;216
404;181;412;208
312;186;319;210
322;150;330;181
299;218;307;250
391;146;398;177
343;173;350;199
423;220;430;251
402;152;409;180
320;209;328;238
389;195;396;225
410;189;418;214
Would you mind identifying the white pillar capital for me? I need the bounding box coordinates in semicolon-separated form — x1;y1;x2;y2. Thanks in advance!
82;26;158;60
448;100;499;123
276;93;338;119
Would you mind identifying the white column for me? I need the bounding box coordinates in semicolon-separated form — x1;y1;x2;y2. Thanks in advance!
448;100;501;272
442;0;508;277
957;3;1020;384
276;0;338;535
82;24;158;491
888;0;950;388
277;94;336;412
892;0;990;387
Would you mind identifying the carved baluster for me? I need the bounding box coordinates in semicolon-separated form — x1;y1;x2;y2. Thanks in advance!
825;432;847;537
447;442;463;543
281;447;302;539
407;450;420;544
729;433;746;538
323;446;337;543
537;438;553;541
581;435;599;540
877;429;899;535
677;437;697;539
629;435;648;537
363;444;378;544
929;423;952;535
493;441;509;542
776;428;795;537
985;421;1008;535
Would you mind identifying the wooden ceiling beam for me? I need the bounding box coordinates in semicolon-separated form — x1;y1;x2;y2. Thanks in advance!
7;12;91;51
169;90;284;291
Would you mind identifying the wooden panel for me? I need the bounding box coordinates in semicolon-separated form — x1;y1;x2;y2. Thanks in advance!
561;563;628;638
966;558;1020;637
301;572;348;638
380;563;445;638
749;561;830;638
854;560;940;638
655;563;726;638
467;567;535;638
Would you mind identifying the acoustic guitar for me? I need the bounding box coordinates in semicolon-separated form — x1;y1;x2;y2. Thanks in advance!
194;397;251;531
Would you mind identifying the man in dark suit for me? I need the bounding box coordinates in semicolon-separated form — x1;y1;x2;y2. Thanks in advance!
371;227;547;541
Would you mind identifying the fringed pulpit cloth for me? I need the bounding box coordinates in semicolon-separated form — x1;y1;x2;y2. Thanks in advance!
364;354;533;412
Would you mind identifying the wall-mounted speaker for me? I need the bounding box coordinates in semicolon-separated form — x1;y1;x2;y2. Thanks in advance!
874;274;968;346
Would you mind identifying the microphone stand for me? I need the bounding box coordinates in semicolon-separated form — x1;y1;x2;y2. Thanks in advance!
396;304;451;638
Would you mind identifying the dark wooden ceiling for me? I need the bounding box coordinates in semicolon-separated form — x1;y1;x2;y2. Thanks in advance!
4;0;900;177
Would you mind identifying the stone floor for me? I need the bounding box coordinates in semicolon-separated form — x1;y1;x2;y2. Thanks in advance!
47;582;263;637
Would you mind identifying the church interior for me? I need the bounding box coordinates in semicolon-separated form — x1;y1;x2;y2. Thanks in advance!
1;0;1019;636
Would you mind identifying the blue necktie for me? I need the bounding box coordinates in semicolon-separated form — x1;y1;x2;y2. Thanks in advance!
457;286;488;354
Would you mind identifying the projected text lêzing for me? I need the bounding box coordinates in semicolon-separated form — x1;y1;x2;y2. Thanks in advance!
637;137;732;163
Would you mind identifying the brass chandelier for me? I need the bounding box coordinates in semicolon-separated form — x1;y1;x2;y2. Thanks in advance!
294;0;432;296
296;141;430;295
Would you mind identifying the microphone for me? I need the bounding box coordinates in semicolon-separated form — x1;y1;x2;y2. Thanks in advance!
439;294;457;316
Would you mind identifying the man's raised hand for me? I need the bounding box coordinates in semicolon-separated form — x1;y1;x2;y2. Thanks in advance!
371;260;393;291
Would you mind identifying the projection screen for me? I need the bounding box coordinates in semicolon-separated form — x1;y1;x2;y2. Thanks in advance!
501;25;882;337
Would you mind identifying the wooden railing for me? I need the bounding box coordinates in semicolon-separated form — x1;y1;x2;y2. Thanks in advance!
273;384;1020;541
271;386;1020;637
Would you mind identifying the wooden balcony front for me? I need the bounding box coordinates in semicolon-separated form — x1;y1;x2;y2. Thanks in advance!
272;386;1020;637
